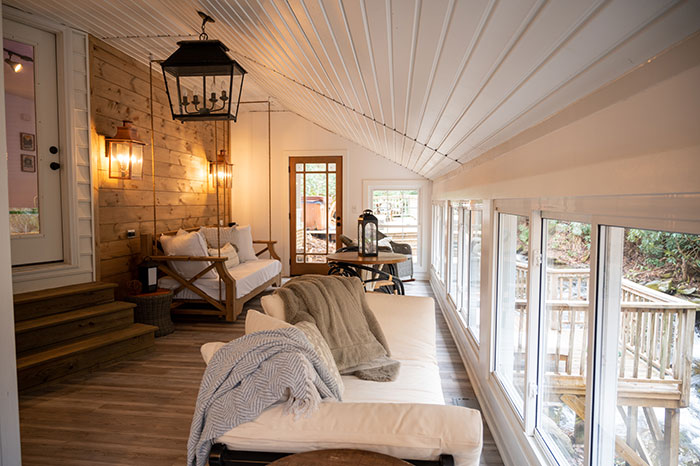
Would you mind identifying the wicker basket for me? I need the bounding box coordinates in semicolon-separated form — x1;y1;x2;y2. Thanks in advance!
126;290;174;337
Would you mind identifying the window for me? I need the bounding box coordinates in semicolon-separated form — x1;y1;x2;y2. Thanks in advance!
596;226;700;466
432;202;446;282
495;213;530;415
537;219;591;465
468;210;482;341
372;189;419;263
448;204;460;301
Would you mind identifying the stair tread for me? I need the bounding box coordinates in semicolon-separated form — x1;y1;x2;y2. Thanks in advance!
15;301;137;334
17;324;157;370
14;282;118;305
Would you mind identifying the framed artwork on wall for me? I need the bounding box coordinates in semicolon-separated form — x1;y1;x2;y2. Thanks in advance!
21;154;36;173
20;132;35;151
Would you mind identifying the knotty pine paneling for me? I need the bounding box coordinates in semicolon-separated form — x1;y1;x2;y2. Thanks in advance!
89;37;227;293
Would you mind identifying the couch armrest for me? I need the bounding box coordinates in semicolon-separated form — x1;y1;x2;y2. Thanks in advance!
253;240;280;260
389;241;412;255
216;402;482;466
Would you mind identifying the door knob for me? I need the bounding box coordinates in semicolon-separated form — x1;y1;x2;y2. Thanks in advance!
50;162;61;170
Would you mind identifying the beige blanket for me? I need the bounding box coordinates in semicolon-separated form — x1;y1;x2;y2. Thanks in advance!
276;275;399;382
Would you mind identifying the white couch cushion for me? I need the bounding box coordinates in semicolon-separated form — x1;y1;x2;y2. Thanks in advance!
208;242;240;268
159;259;281;300
216;402;483;466
261;293;285;320
159;229;217;280
244;310;292;334
234;225;257;262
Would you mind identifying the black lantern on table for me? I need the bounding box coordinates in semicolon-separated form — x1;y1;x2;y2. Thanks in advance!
358;209;379;257
138;258;158;293
160;12;246;122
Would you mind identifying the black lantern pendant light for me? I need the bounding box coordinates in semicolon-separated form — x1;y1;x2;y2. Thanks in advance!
358;209;379;257
161;12;246;122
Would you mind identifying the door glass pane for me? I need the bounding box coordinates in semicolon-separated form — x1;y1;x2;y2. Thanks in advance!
295;163;304;172
448;206;460;301
495;213;530;415
538;220;591;465
5;38;39;235
295;173;304;253
328;163;336;172
607;228;700;466
305;163;325;172
468;210;483;340
328;173;337;253
304;173;326;254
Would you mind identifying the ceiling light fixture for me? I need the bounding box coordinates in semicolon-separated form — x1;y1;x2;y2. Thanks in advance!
160;11;246;122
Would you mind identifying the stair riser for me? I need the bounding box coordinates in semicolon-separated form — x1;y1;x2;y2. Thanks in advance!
16;309;134;355
14;288;115;322
18;332;155;391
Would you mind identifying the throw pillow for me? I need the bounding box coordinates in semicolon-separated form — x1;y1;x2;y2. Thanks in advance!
295;321;345;395
208;242;240;268
199;226;237;249
244;310;292;334
159;230;217;280
235;225;258;262
261;293;285;321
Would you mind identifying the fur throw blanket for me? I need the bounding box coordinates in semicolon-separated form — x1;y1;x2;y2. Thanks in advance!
276;275;400;382
187;328;341;466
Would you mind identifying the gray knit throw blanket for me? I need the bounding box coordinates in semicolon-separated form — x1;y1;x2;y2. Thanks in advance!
276;275;400;382
187;328;342;466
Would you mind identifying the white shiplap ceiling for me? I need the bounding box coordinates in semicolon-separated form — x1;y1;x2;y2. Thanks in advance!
5;0;700;179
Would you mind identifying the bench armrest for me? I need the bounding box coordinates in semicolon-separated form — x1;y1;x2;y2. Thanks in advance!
253;240;280;261
145;255;227;262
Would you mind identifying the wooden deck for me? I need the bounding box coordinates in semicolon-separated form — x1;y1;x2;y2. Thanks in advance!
17;281;503;466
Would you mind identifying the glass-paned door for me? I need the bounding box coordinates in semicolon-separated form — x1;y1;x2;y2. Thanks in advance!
5;19;63;265
289;156;342;275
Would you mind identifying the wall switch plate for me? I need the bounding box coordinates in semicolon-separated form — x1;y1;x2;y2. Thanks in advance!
127;229;136;239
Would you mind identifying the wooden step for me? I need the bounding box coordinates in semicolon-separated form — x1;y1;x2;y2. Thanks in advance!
17;324;156;391
14;282;118;322
15;301;137;355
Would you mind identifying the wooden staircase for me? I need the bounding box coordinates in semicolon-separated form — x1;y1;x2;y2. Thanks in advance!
14;282;157;390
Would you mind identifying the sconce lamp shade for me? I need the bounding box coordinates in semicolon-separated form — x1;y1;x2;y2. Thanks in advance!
105;120;144;180
209;149;233;189
161;40;246;122
358;209;379;257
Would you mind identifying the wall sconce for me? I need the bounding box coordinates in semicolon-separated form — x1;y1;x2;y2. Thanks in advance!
209;149;232;189
105;120;145;180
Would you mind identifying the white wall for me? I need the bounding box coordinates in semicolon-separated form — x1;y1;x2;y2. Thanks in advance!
433;32;700;202
0;10;23;466
230;110;430;277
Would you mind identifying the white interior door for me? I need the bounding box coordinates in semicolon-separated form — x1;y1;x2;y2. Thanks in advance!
4;19;63;266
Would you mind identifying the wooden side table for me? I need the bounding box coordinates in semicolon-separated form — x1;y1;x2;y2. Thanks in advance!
327;251;408;295
269;449;411;466
126;289;174;337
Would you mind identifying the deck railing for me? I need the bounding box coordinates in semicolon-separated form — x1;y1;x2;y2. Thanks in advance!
514;264;697;407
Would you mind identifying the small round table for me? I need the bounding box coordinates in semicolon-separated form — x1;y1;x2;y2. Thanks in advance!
269;449;411;466
126;289;174;337
326;251;408;295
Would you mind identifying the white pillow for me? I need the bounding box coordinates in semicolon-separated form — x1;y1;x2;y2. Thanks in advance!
245;310;292;334
261;293;286;321
235;225;257;262
200;226;237;249
208;242;240;268
160;230;217;279
295;321;344;395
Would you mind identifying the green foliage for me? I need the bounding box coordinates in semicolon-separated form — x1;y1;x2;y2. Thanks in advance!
626;229;700;280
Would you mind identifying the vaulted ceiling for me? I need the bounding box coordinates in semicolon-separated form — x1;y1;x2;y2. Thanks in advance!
5;0;700;179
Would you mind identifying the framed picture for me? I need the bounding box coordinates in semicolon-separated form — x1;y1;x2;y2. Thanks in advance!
20;132;35;151
21;154;36;173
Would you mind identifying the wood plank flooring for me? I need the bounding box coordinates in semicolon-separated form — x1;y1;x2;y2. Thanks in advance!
18;281;504;466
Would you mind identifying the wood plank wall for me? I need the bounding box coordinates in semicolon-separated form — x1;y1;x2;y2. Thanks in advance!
89;37;226;291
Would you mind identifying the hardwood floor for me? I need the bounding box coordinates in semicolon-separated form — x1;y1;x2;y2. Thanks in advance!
18;281;504;466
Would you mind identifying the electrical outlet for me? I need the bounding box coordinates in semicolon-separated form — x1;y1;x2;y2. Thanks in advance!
127;229;136;239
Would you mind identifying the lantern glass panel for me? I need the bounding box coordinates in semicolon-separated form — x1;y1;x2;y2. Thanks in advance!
109;141;131;179
130;144;143;180
365;222;377;255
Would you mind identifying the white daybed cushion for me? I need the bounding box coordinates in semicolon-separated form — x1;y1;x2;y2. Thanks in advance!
160;229;217;280
159;259;281;299
216;402;482;466
208;243;240;268
244;309;292;334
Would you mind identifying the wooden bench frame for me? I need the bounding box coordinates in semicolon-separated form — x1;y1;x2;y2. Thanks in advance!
140;227;281;322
